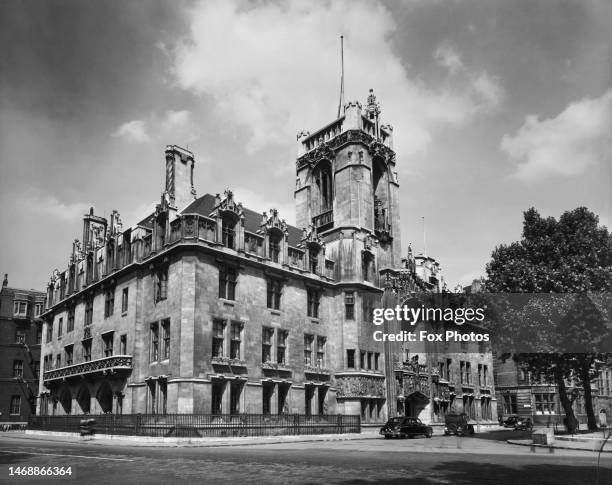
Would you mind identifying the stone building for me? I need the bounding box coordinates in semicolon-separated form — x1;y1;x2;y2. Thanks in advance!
0;275;44;425
38;90;497;428
495;357;612;428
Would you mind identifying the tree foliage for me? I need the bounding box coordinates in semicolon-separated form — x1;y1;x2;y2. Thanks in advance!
484;207;612;431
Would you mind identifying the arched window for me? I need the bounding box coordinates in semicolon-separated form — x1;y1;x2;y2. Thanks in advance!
312;161;333;214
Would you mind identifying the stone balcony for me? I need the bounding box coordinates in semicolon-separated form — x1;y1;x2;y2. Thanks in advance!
42;355;133;383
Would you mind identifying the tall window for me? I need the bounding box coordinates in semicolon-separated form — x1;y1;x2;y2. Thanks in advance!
35;325;42;345
55;353;61;368
212;319;225;358
12;360;23;378
221;216;236;249
503;394;518;414
269;236;281;263
230;381;242;415
34;303;43;317
346;349;355;369
121;288;129;313
13;301;27;317
262;327;274;363
161;320;170;360
120;334;127;354
154;267;168;302
57;317;63;338
362;253;373;282
230;322;242;359
65;345;74;366
345;292;355;320
309;248;319;274
304;334;313;366
82;339;92;362
104;288;115;317
313;161;333;213
102;332;114;357
218;264;237;300
267;279;282;310
277;330;288;365
67;307;75;333
84;298;93;326
150;323;159;361
535;393;556;414
9;396;21;415
46;322;53;343
316;337;326;367
307;288;320;318
374;352;380;371
262;382;273;415
211;381;223;415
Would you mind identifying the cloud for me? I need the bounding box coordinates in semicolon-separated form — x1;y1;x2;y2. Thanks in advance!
501;89;612;180
112;120;150;142
435;43;464;73
435;42;503;109
231;186;296;226
112;110;197;146
17;189;90;222
167;0;503;156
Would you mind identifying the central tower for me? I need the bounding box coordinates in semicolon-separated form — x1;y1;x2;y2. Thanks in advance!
294;90;402;284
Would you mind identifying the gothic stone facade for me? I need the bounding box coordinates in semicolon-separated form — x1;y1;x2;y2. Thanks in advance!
39;92;497;427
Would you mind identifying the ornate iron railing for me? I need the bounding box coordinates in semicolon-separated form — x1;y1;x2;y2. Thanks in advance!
42;355;132;382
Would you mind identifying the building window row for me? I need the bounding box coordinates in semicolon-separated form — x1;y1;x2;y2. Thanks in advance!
346;349;380;371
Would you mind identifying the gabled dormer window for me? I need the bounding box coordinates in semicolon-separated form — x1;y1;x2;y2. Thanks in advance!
222;216;236;249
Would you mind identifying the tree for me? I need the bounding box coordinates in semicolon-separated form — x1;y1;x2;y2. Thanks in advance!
485;207;612;432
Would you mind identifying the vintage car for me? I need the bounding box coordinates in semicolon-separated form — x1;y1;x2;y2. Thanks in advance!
443;413;475;436
501;415;520;428
380;417;433;439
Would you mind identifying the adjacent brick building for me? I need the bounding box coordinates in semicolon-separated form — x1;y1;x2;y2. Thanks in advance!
38;90;497;428
0;275;44;425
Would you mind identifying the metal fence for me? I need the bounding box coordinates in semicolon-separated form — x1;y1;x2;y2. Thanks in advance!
28;414;361;438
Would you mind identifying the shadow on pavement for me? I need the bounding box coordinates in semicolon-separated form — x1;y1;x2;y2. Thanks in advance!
331;460;611;485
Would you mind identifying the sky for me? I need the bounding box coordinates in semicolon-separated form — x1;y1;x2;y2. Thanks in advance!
1;0;610;291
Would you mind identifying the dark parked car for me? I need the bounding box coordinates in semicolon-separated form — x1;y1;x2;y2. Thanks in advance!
502;415;520;428
380;417;433;439
443;413;475;436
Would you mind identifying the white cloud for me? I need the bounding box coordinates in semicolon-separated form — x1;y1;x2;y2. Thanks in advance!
501;89;612;180
112;120;150;142
18;190;90;222
435;43;464;73
231;186;296;226
168;1;503;156
112;110;197;146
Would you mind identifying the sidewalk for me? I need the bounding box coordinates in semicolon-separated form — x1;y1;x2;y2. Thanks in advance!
0;430;380;448
507;431;612;453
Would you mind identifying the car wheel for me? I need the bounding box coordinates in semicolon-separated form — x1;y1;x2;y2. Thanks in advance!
384;435;392;439
426;430;433;438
